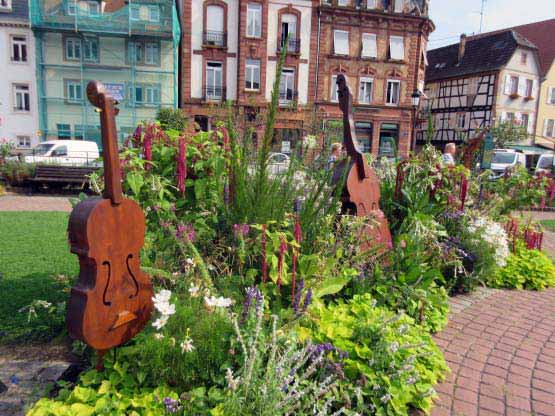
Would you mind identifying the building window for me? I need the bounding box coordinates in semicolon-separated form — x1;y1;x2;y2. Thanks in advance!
0;0;12;10
280;13;298;52
205;5;225;46
57;124;71;139
456;113;466;129
206;62;223;100
361;33;377;58
129;41;144;63
17;135;31;148
13;84;30;112
388;36;404;60
330;75;339;102
67;1;76;15
506;112;515;124
133;84;161;105
386;80;400;106
548;87;555;105
66;38;81;60
85;1;100;16
74;125;85;140
279;68;295;104
521;113;529;130
66;80;83;102
245;59;260;90
379;123;398;158
509;76;519;95
394;0;403;12
130;4;141;20
337;0;349;6
11;36;27;62
83;38;98;61
358;77;373;104
521;52;528;64
246;3;262;38
145;42;159;65
333;30;349;56
366;0;376;7
524;79;533;98
544;119;555;138
147;5;160;22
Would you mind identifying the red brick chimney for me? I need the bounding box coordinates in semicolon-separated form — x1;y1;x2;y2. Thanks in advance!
459;34;467;62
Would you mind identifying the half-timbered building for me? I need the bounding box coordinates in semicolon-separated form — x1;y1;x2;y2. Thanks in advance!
417;30;541;147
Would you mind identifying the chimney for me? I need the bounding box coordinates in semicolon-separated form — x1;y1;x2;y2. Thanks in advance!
458;34;467;62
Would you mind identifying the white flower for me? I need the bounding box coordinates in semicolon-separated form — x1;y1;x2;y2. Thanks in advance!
156;302;176;317
188;284;200;297
380;394;392;403
154;333;164;340
36;300;52;308
185;258;194;266
388;342;399;353
204;296;233;308
225;368;240;391
152;315;169;330
180;338;195;353
153;289;172;305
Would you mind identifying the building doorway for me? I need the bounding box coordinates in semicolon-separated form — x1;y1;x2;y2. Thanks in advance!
379;123;399;158
355;122;373;153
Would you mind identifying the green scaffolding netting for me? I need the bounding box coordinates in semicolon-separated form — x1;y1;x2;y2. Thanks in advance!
31;0;181;148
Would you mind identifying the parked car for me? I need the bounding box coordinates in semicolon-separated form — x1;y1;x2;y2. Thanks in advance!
267;152;290;175
490;149;526;178
535;154;555;175
23;141;100;166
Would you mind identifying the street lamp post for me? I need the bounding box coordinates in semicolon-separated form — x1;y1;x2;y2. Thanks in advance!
410;90;421;153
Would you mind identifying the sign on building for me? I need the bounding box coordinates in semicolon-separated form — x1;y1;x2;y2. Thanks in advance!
103;83;125;101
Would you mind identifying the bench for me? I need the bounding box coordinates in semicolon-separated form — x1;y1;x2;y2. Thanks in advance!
29;165;100;188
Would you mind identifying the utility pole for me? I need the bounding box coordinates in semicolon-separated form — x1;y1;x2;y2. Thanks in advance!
479;0;487;33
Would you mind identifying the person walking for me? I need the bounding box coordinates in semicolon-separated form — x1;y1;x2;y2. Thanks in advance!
327;143;343;170
442;142;456;166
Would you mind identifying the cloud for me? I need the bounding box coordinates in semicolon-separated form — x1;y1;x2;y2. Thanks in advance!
428;0;555;49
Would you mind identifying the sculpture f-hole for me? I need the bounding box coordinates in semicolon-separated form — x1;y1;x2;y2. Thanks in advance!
102;261;112;306
126;254;139;299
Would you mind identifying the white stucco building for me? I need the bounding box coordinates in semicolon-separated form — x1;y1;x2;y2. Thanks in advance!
0;0;39;151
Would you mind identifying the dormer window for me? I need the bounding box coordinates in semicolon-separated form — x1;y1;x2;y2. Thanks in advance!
0;0;12;10
66;1;100;16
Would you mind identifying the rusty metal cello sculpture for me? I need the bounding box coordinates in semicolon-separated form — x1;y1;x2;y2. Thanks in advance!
67;81;153;368
335;74;392;253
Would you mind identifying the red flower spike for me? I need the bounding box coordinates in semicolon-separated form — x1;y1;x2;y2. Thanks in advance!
460;173;468;211
176;137;187;194
143;124;154;171
277;236;287;291
261;225;268;283
291;214;302;302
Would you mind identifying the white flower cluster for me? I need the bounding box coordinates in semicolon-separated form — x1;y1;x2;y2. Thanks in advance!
204;295;233;309
467;215;510;267
152;289;176;330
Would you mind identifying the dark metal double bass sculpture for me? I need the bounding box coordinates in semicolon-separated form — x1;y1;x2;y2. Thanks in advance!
67;81;153;368
335;74;393;253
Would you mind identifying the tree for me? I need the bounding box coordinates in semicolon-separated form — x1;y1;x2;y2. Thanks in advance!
156;108;188;132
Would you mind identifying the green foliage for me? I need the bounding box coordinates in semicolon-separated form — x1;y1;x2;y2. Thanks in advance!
304;294;449;415
156;108;188;132
27;361;180;416
489;243;555;290
490;120;528;148
0;161;36;186
0;212;78;343
119;295;234;390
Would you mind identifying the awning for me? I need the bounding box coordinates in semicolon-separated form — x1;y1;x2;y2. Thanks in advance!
505;144;553;155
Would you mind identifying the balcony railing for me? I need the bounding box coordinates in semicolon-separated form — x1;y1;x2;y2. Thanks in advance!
277;38;301;54
203;31;227;48
279;90;298;106
204;86;226;102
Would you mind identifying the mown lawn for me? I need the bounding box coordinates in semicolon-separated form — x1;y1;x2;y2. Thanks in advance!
0;211;78;343
540;219;555;232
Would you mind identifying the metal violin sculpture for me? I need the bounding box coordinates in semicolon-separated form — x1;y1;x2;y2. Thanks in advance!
335;74;392;253
67;81;153;368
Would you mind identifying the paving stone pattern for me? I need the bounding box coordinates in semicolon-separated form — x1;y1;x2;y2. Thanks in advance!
432;288;555;416
0;195;72;212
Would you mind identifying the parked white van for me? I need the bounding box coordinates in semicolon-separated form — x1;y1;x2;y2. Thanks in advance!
23;141;100;166
490;149;526;178
536;154;554;175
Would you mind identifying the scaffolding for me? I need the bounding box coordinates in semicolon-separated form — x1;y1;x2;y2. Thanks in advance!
30;0;181;147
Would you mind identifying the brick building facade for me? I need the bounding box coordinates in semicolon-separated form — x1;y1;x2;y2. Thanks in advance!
180;0;433;157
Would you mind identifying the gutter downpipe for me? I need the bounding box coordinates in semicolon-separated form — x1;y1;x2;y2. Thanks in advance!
313;6;321;107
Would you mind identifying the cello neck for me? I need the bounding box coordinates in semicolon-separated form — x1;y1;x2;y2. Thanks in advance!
87;81;123;205
99;98;123;205
337;74;366;180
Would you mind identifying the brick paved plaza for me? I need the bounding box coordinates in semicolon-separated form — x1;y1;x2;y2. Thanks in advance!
432;288;555;416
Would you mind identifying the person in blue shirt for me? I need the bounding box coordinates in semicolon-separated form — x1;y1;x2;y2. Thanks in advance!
442;142;456;166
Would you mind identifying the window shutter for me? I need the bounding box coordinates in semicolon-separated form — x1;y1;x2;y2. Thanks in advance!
389;36;404;60
361;33;377;58
500;111;506;122
548;87;554;104
503;75;511;95
528;114;533;134
334;31;349;55
517;77;525;96
544;119;549;137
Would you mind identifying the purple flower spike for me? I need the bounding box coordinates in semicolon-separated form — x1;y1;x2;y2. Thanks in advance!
163;397;180;414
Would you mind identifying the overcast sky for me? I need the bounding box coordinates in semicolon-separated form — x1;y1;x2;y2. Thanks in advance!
428;0;555;50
